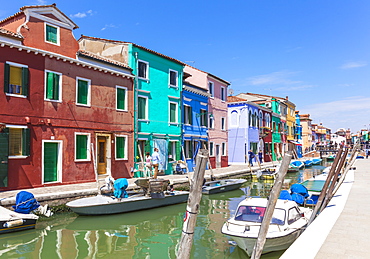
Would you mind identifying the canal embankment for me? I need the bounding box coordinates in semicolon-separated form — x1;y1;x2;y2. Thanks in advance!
281;158;369;259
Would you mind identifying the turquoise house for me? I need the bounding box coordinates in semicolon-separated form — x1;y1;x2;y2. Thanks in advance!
78;36;184;175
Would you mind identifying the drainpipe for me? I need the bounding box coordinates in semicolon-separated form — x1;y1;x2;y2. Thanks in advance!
134;52;139;164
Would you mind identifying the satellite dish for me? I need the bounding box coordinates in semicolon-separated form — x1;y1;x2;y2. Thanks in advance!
228;88;234;96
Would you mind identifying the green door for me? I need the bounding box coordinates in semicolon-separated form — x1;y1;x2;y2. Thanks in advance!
44;142;58;183
0;132;9;187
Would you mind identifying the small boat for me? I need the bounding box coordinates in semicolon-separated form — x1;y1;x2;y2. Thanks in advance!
325;155;335;161
287;160;304;172
312;158;322;165
202;179;247;195
0;206;38;234
67;178;189;216
304;160;313;167
221;197;312;256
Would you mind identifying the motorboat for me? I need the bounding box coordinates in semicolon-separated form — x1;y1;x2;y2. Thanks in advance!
304;160;313;167
202;179;247;195
66;178;189;216
0;206;38;234
221;197;312;256
287;160;304;172
312;158;322;165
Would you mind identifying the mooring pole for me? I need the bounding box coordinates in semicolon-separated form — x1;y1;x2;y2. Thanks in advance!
177;149;208;259
251;151;293;259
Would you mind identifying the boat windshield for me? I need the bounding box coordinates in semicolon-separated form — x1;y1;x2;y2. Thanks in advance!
234;206;285;225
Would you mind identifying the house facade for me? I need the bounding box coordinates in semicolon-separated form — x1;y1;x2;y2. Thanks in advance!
0;5;134;190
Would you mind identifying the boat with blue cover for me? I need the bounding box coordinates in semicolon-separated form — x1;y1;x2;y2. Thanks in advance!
312;158;322;165
304;160;313;167
287;160;304;172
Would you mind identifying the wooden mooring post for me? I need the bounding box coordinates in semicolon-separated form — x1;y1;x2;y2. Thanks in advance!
251;151;293;259
177;149;208;259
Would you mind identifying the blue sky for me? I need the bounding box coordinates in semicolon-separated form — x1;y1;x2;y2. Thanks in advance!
2;0;370;132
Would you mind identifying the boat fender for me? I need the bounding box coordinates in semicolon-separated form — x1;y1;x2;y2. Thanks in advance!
4;219;24;228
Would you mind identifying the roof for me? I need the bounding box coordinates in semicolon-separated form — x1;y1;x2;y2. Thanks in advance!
79;35;185;66
227;96;247;103
0;27;23;40
0;4;78;30
77;50;132;70
207;72;230;85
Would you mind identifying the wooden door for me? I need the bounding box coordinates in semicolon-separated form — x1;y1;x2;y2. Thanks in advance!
97;137;107;175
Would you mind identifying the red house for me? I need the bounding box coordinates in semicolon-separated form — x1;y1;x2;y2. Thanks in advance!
0;4;134;190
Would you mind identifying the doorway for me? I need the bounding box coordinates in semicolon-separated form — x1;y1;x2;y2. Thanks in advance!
43;141;62;183
215;144;221;168
97;136;107;175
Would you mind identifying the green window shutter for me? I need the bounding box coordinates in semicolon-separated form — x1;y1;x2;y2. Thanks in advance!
144;140;150;154
46;72;54;99
116;137;125;159
77;80;88;104
170;103;176;122
76;135;87;159
53;73;59;100
46;25;58;44
22;128;30;156
4;63;9;93
22;67;29;96
117;88;126;110
175;141;181;161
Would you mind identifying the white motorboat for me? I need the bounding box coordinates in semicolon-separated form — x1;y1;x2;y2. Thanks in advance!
0;206;38;234
221;197;312;256
202;179;247;195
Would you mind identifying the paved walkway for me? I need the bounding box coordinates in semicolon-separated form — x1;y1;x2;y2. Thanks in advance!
0;162;275;206
281;158;370;259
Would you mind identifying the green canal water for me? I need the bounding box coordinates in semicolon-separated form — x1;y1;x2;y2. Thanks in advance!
0;164;328;259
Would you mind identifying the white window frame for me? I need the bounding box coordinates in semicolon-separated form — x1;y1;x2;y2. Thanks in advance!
209;142;214;156
44;22;60;46
5;61;28;98
6;125;28;159
74;132;91;162
208;81;214;98
44;69;62;102
168;69;178;88
169;101;178;124
115;135;128;160
221;86;226;102
221;117;226;131
138;60;149;80
209;116;214;129
222;142;226;156
116;85;128;111
76;77;91;107
138;95;149;121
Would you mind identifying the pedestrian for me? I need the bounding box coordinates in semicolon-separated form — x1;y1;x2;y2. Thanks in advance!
248;150;255;166
145;152;152;176
366;149;370;159
151;148;160;179
258;150;263;163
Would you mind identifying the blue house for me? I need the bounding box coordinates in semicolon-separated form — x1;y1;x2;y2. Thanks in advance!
182;83;209;171
295;111;303;158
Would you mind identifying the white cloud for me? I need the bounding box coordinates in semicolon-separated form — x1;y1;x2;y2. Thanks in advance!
340;61;367;70
248;71;302;86
101;24;118;31
36;0;47;4
70;10;93;18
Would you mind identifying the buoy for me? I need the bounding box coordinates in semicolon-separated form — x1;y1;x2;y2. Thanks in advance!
3;219;24;228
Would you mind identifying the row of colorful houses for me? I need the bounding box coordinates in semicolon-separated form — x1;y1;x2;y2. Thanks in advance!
0;4;332;191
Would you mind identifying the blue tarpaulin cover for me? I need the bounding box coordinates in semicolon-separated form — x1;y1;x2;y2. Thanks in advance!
291;193;305;205
279;190;293;200
290;184;309;198
12;191;40;214
113;178;129;198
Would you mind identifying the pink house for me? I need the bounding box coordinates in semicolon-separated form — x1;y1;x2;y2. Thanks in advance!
207;74;229;168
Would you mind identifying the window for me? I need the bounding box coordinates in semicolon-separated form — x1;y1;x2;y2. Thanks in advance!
115;135;127;159
116;86;127;111
259;112;263;128
209;142;214;156
45;70;61;101
4;62;28;96
209;116;214;129
249;110;252;127
184;105;192;125
184;140;193;159
45;23;59;45
208;81;214;97
75;133;90;161
221;117;226;130
169;102;178;123
222;142;226;156
138;60;148;79
168;141;179;161
200;109;207;127
7;126;30;157
221;86;226;101
138;96;148;120
76;77;91;106
230;110;239;127
288;207;302;224
169;70;178;87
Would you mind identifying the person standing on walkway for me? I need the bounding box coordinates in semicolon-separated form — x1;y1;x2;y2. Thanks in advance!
366;149;370;159
145;152;152;176
248;150;255;166
258;150;263;163
151;148;160;179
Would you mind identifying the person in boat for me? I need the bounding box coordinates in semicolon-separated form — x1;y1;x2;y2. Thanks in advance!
145;152;152;176
248;150;255;166
258;150;263;163
151;148;161;179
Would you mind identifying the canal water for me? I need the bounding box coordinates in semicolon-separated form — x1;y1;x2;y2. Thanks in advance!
0;164;329;259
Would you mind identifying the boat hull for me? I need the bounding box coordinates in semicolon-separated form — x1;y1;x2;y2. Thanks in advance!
202;179;247;195
0;218;37;234
67;191;189;215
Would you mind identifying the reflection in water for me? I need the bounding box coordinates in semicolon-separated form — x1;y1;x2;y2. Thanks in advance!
0;165;326;258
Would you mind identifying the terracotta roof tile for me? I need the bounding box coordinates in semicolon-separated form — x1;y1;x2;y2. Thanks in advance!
227;96;247;103
0;27;23;40
77;50;132;70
